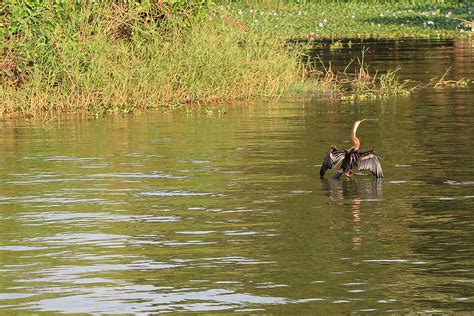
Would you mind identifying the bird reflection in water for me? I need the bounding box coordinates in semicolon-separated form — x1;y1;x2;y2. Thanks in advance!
351;197;362;250
321;179;382;250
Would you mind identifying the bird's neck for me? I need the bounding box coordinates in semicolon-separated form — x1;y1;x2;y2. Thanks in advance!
351;124;361;151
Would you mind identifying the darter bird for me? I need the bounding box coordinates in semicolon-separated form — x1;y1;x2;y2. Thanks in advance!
320;119;383;179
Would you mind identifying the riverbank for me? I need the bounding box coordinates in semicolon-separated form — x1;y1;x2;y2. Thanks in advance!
1;1;472;117
1;2;304;117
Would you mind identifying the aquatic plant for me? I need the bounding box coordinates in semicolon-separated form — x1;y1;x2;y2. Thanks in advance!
299;50;411;101
329;40;343;50
223;0;473;39
431;67;471;88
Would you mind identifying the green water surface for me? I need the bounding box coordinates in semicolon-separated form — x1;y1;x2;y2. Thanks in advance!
0;39;473;314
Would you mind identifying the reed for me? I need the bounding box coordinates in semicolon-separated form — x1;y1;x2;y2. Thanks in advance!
298;50;411;101
431;67;470;88
0;2;301;116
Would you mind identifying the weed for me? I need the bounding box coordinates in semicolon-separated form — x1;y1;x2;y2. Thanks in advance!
302;50;411;101
431;67;471;88
329;41;343;50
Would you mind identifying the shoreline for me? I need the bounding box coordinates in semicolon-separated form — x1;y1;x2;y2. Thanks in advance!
1;1;472;117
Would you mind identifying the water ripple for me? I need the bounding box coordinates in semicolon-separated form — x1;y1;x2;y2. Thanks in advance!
138;190;214;197
90;172;187;179
20;211;180;224
27;233;129;247
25;287;288;314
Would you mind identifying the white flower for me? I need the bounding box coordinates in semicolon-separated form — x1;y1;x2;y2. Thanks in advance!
323;19;327;23
352;15;355;19
319;22;324;28
238;10;243;16
427;20;434;25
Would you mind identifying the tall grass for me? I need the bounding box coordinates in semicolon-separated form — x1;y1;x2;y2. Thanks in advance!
297;50;411;100
1;2;301;116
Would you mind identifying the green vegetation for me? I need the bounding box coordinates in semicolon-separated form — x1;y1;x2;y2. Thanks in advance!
1;0;470;116
429;67;472;88
296;50;411;101
1;1;302;116
224;0;473;39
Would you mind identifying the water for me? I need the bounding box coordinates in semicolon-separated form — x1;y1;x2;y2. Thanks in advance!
1;39;473;314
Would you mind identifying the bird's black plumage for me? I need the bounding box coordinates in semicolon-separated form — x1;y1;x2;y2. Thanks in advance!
320;120;383;179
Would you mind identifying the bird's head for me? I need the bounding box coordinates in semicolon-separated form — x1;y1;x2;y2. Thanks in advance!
353;118;367;132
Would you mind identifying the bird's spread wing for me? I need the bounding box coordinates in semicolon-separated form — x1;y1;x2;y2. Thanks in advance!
320;146;345;178
356;151;383;179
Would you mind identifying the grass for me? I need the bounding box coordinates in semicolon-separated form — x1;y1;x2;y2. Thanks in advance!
430;67;471;88
296;49;412;101
0;2;302;116
223;0;473;39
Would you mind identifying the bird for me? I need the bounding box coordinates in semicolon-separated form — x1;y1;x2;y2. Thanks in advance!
320;119;383;179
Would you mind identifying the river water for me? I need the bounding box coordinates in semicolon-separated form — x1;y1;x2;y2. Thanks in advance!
1;39;473;314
